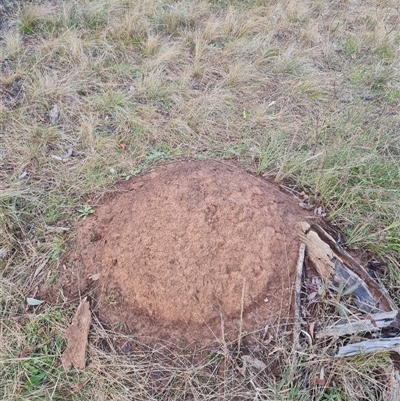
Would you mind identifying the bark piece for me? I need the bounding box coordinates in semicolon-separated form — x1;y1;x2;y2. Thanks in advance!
241;355;267;370
298;222;334;281
61;298;91;371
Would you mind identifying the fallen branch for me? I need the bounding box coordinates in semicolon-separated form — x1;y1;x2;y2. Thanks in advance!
317;310;398;338
336;337;400;357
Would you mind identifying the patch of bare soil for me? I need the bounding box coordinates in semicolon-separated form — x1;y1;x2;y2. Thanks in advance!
50;161;311;345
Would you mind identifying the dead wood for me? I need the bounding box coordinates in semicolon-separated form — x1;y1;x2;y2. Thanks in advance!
316;310;398;338
298;221;395;313
336;337;400;357
294;243;306;348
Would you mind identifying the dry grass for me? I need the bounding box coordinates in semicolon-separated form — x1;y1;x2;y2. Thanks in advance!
1;0;400;399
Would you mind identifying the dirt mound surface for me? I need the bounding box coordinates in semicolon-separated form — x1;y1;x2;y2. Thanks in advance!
58;161;310;344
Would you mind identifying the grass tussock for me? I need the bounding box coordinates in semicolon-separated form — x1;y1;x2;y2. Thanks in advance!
1;0;400;399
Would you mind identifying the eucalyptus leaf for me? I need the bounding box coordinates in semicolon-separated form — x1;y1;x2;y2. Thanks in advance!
27;298;44;306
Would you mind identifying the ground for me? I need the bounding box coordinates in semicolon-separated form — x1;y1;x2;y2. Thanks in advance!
1;0;400;400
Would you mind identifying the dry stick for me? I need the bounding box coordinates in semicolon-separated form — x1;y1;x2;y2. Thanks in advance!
220;312;225;343
294;244;306;349
219;312;230;359
237;277;246;358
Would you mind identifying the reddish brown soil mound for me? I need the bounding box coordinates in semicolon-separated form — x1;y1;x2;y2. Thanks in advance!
58;161;309;345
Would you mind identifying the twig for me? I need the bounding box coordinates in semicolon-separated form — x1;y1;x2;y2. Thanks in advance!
294;243;306;348
237;278;246;358
220;312;225;342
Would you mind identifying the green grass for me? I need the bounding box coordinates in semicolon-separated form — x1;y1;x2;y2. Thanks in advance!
1;0;400;399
